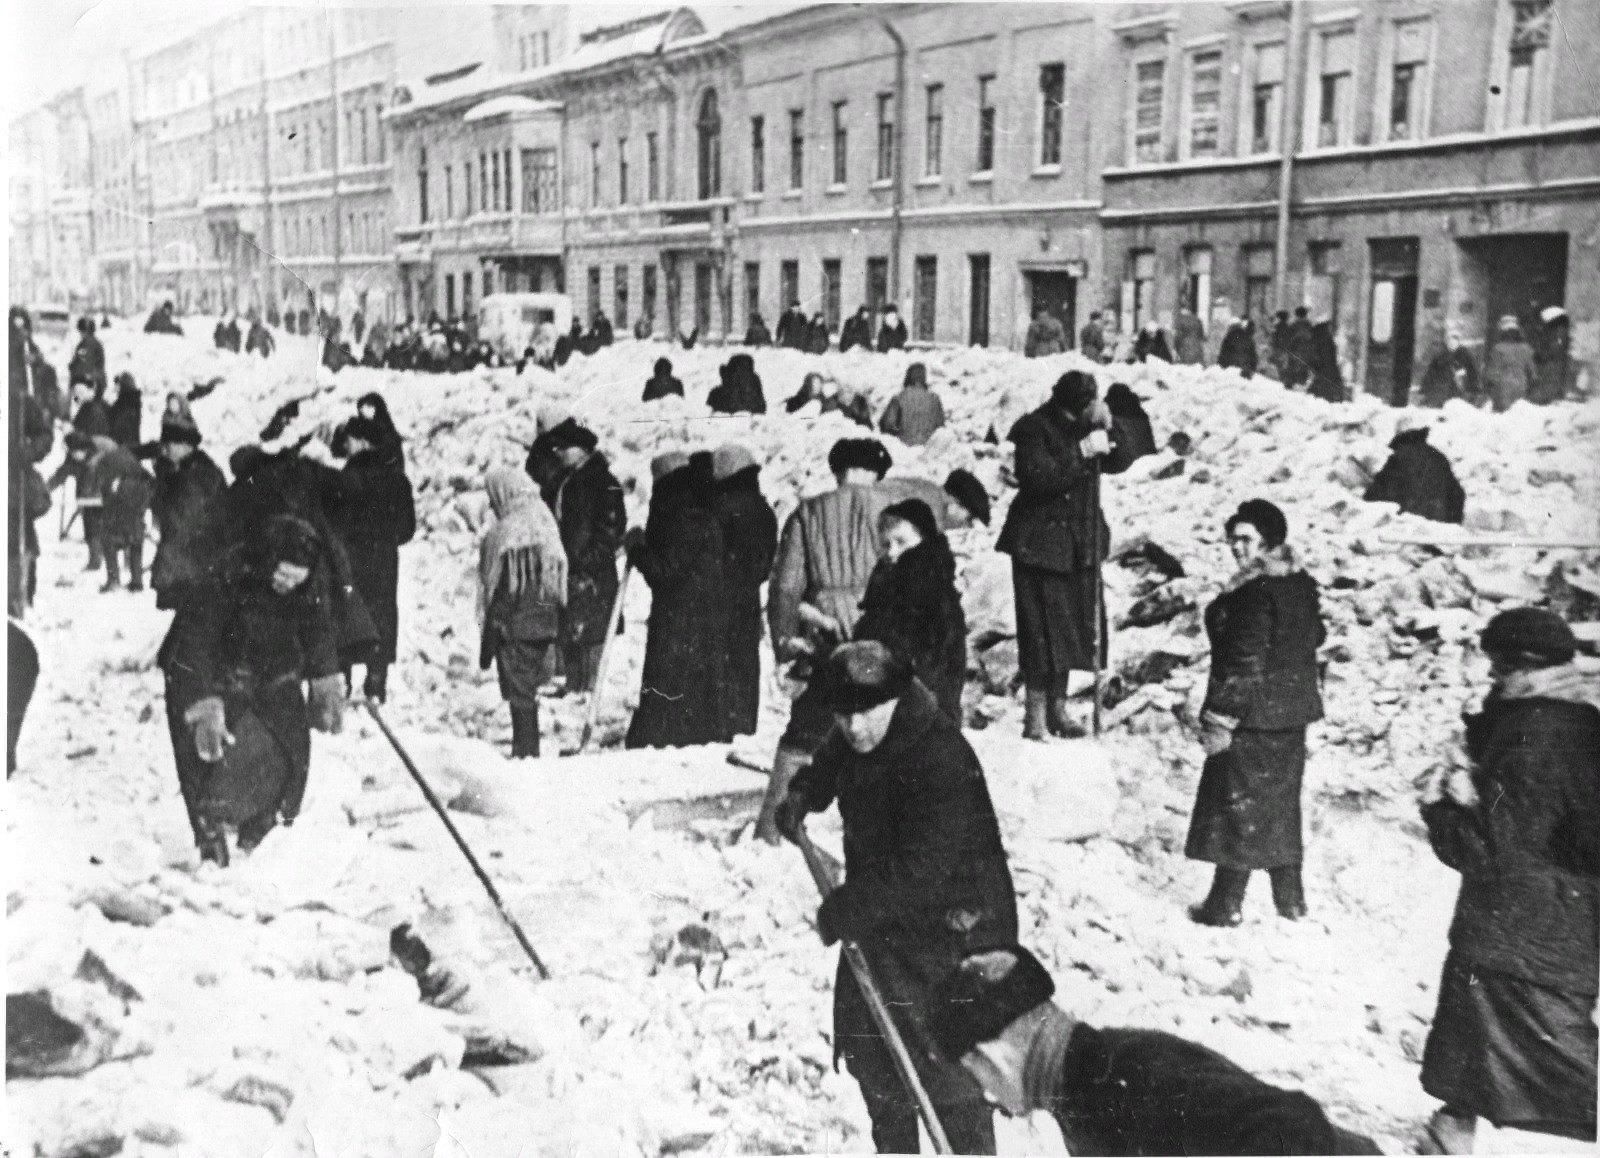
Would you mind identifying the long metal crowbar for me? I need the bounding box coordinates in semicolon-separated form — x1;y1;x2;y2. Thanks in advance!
361;699;551;980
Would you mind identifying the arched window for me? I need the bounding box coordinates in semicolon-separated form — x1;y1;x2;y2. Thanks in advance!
697;88;721;199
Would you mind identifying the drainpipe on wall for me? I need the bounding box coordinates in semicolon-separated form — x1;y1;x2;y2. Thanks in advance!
1274;0;1307;313
870;11;907;305
329;14;344;317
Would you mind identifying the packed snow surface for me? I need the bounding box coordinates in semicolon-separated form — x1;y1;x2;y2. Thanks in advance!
8;321;1599;1156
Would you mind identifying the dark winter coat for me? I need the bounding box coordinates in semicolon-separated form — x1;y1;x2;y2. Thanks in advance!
840;313;874;353
744;319;773;347
1282;320;1314;387
1054;1024;1380;1156
879;385;946;447
1218;323;1259;377
82;440;154;547
995;404;1139;576
714;466;778;738
1422;684;1600;995
1363;429;1465;524
553;452;626;649
1307;323;1344;402
876;317;908;353
246;322;275;358
109;387;142;449
328;448;416;666
1419;347;1480;408
69;335;106;389
707;357;768;415
150;449;227;610
776;307;808;350
789;682;1016;1101
1485;337;1537;412
1104;385;1158;462
626;461;731;749
1133;329;1173;364
1025;315;1067;358
805;320;832;355
641;372;685;403
1533;323;1571;405
1173;312;1206;364
1079;322;1106;362
854;539;967;722
73;396;113;441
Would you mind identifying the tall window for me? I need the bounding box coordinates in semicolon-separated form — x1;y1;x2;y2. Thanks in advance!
375;103;386;161
504;150;513;209
1503;0;1552;129
866;257;889;313
697;89;722;199
913;256;937;343
642;265;657;323
587;266;601;319
360;107;370;163
1307;241;1343;327
617;136;629;204
822;259;842;331
1184;247;1213;319
750;116;765;194
876;93;894;181
788;109;805;190
1131;59;1166;165
1130;250;1156;329
831;100;848;186
522;148;558;214
1388;20;1432;141
444;273;455;318
744;261;760;324
462;272;474;320
479;154;489;211
780;260;800;309
646;132;660;201
1316;29;1356;147
1243;244;1275;323
1039;63;1065;166
924;84;944;176
465;161;474;215
590;142;601;206
491;152;501;211
613;264;629;327
444;164;454;218
1249;43;1286;154
1186;50;1222;159
976;75;996;171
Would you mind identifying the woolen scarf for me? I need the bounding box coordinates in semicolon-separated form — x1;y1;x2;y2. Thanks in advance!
1220;542;1301;594
1022;1002;1080;1114
478;468;567;625
1493;661;1600;712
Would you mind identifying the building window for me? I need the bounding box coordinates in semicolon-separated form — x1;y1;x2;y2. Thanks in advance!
831;100;848;186
504;149;513;209
475;154;486;211
1130;250;1156;329
780;260;800;309
491;152;501;211
1248;42;1285;154
646;132;660;201
1131;59;1166;165
1243;244;1275;323
1184;247;1213;320
969;253;991;346
913;256;937;342
618;136;629;204
876;93;894;181
1186;50;1222;159
1039;63;1065;167
590;142;601;206
1307;241;1343;327
788;109;804;190
744;261;760;325
1503;0;1552;130
376;104;386;161
750;116;765;194
417;149;429;222
642;265;657;323
614;264;629;327
444;273;456;319
697;89;722;199
1387;20;1432;141
694;263;713;335
465;161;474;216
1315;29;1356;148
822;259;842;331
924;84;944;177
541;31;550;66
976;74;996;172
866;257;889;313
587;266;601;320
522;147;557;214
483;269;494;298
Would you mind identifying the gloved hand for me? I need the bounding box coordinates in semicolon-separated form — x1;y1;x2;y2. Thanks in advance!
1086;398;1114;431
1199;710;1236;757
185;697;233;762
816;891;856;947
1079;429;1112;458
1442;764;1479;808
772;789;810;844
308;674;345;734
271;561;311;595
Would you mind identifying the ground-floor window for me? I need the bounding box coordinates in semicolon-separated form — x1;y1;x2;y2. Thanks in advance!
822;259;842;332
1243;244;1275;325
913;255;937;342
744;261;760;327
780;260;800;309
587;266;602;322
642;265;658;325
694;262;713;335
969;254;990;346
613;264;629;327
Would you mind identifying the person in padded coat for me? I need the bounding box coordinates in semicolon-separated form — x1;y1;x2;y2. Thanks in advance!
1415;608;1599;1154
147;400;226;610
625;452;731;750
478;469;567;759
854;498;967;722
711;444;778;738
1363;416;1465;525
773;642;1017;1156
547;419;626;694
1186;499;1326;926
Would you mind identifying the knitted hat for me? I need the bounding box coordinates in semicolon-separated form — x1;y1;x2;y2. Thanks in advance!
160;417;202;446
651;450;691;481
816;641;913;714
1481;607;1576;667
545;417;599;453
827;437;892;479
1225;499;1289;549
927;946;1057;1059
943;468;991;526
1050;370;1098;415
712;442;757;481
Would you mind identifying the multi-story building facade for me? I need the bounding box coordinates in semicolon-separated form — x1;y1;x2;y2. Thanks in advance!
86;59;150;314
9;90;96;308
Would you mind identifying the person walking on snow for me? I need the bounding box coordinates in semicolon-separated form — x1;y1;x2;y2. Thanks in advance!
1484;316;1538;412
1024;305;1067;358
108;372;142;449
879;362;947;447
712;443;778;739
547;420;626;695
66;432;155;592
1415;608;1598;1154
147;400;226;611
478;469;567;759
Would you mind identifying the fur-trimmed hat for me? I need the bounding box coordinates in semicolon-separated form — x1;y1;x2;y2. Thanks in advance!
927;945;1057;1059
827;437;892;479
712;442;757;481
545;417;599;453
1481;607;1577;668
943;469;991;526
1050;370;1098;415
651;450;691;481
815;641;913;714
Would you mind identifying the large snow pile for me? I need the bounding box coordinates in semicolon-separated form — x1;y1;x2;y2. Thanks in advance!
10;321;1597;1156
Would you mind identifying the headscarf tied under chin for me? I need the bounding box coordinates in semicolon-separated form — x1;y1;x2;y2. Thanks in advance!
478;468;567;624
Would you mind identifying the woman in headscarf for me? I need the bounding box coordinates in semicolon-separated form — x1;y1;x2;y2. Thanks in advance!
1186;499;1326;926
109;372;143;449
854;498;967;722
478;468;568;759
707;352;767;415
355;393;403;458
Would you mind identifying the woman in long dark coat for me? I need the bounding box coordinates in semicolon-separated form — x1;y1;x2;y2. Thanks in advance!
1186;499;1325;925
625;452;730;749
548;420;626;694
109;373;142;449
1416;608;1598;1153
996;371;1140;740
712;444;777;738
329;415;416;703
854;498;967;722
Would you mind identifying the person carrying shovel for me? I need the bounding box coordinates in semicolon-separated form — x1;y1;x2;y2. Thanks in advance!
772;641;1018;1154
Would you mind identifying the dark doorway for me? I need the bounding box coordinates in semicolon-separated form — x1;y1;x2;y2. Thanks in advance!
1366;238;1419;405
1458;232;1567;364
694;261;713;336
969;254;991;347
1026;270;1077;347
866;257;889;314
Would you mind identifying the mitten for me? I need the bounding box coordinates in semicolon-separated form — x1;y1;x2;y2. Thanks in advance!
308;674;345;734
184;696;233;762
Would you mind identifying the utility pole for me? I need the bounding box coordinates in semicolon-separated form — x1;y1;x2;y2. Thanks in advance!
259;11;275;317
1274;0;1307;313
871;12;906;305
329;11;343;318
